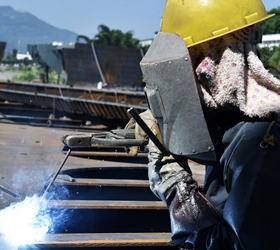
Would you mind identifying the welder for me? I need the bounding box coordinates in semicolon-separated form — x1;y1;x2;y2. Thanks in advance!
126;0;280;249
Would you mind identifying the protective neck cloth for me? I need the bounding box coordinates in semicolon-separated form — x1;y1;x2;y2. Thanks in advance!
189;28;280;118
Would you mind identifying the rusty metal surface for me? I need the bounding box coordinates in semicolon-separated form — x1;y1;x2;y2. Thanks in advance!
0;101;109;128
55;175;150;187
62;43;145;88
46;200;167;210
25;233;174;247
0;121;204;202
0;121;149;250
67;151;148;158
0;80;147;123
0;121;205;249
0;124;69;206
0;122;149;203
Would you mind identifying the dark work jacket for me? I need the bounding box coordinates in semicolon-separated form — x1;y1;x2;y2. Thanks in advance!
185;117;280;250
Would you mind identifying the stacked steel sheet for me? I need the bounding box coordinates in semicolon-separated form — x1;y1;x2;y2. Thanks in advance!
0;80;147;124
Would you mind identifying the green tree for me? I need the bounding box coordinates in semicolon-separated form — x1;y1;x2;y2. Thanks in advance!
119;31;140;48
12;48;17;59
111;29;123;47
258;45;280;78
268;45;280;77
259;7;280;34
94;25;112;45
76;35;90;43
76;24;141;49
257;7;280;78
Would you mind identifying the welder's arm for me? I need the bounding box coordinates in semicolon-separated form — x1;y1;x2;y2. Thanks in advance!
126;109;222;248
147;139;222;248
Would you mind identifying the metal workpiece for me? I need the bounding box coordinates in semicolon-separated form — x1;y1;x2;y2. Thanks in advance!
62;42;145;88
0;80;147;123
0;122;204;250
21;233;175;248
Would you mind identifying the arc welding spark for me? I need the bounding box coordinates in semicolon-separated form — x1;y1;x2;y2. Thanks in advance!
0;195;50;245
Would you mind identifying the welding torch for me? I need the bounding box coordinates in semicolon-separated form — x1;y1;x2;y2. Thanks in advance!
41;148;72;200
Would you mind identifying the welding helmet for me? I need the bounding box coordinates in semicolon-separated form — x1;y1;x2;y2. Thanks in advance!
161;0;275;47
141;32;215;163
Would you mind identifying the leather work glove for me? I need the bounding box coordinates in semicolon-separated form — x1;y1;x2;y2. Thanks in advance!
124;109;162;156
147;138;186;202
147;136;222;249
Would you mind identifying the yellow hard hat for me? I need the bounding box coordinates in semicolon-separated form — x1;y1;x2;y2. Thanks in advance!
161;0;275;47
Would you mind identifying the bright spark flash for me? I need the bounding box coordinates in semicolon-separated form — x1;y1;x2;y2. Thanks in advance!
0;195;51;245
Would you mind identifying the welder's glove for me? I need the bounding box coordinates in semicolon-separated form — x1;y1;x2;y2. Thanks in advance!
148;140;222;248
124;109;162;156
147;138;186;203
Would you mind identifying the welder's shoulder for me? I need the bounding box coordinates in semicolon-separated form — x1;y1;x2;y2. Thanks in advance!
245;119;280;145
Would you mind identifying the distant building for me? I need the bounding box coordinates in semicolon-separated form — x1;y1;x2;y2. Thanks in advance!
139;38;153;47
52;41;75;49
259;33;280;48
16;52;32;60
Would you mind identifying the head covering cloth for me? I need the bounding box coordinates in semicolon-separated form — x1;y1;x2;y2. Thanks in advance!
190;27;280;118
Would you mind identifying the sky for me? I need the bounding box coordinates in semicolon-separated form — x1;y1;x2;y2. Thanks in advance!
0;0;279;41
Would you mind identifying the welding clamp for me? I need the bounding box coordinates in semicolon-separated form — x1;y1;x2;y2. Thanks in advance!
61;129;146;149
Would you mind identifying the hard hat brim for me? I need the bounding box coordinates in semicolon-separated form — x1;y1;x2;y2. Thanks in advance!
186;14;275;47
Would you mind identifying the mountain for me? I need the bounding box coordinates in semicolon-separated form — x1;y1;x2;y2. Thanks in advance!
0;6;78;54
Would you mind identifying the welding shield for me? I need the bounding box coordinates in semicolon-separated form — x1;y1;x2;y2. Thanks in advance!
140;32;215;162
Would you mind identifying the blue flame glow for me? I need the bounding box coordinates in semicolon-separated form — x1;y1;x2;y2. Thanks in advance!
0;195;51;245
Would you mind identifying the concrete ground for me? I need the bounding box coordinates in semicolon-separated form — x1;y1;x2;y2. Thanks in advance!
0;71;22;81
